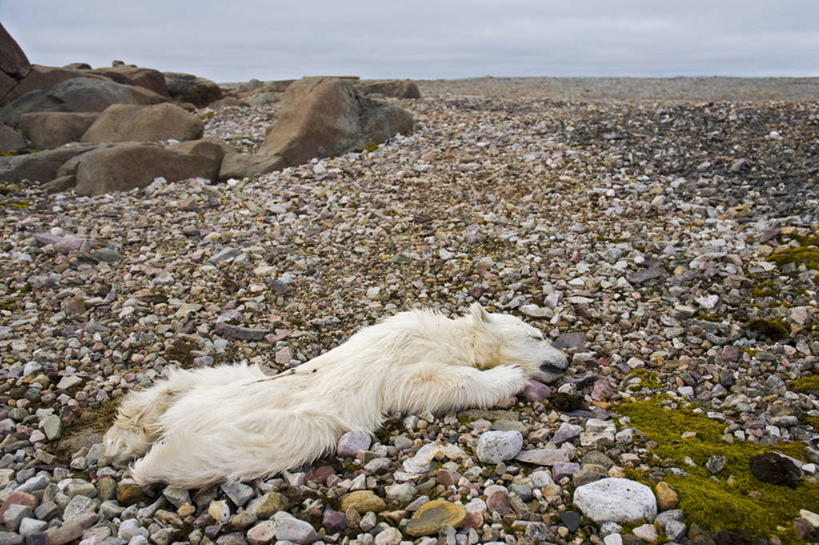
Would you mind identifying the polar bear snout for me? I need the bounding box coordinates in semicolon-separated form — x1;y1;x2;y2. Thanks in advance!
544;347;569;370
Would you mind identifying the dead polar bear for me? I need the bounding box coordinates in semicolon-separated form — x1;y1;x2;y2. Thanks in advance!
104;303;568;488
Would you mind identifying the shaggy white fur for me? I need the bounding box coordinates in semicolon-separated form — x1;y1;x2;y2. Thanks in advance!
103;303;567;488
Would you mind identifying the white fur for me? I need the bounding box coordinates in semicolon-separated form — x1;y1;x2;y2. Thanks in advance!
103;304;567;488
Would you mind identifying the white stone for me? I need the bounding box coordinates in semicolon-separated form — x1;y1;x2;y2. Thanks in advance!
57;375;82;390
632;523;657;542
476;430;523;463
337;430;371;457
573;478;657;523
800;509;819;530
273;512;317;545
529;470;555;488
374;527;402;545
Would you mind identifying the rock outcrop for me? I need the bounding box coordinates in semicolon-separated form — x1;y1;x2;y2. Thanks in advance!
0;122;25;152
221;77;413;178
0;22;31;103
1;65;107;107
72;140;224;195
81;103;203;144
20;112;100;149
0;144;97;183
164;72;222;107
0;78;167;127
0;23;31;79
89;66;170;97
358;79;421;99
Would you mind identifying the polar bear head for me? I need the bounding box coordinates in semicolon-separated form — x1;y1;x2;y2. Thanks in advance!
469;303;568;383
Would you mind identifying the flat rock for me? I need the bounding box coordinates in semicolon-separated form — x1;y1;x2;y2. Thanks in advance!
339;490;386;514
573;478;657;523
20;112;100;149
405;500;466;537
74;140;223;196
0;144;96;183
515;448;570;466
81;103;203;144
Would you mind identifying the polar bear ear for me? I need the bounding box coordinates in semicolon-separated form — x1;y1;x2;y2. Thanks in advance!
470;303;491;324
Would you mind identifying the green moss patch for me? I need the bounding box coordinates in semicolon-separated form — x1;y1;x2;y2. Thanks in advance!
750;280;776;298
788;374;819;394
616;398;817;544
768;247;819;271
783;233;819;247
0;148;39;157
626;368;662;389
747;318;790;340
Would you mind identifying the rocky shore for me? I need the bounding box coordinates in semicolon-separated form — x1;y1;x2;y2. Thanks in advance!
0;75;818;545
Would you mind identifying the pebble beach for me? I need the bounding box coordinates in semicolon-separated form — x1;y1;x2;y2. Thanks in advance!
1;77;818;545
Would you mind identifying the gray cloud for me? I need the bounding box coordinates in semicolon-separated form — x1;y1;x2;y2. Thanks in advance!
2;0;817;82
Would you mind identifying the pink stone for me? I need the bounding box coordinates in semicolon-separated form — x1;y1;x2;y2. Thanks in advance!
0;491;37;521
337;431;372;457
520;380;551;401
462;498;486;528
247;520;277;545
275;347;292;364
485;486;509;515
591;379;615;401
305;465;335;484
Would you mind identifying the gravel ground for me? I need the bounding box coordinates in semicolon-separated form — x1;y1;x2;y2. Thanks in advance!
0;78;818;545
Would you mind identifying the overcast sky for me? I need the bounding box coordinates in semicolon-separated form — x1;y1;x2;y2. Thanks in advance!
2;1;818;83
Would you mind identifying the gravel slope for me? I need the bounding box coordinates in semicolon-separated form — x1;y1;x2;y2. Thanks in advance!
0;78;817;545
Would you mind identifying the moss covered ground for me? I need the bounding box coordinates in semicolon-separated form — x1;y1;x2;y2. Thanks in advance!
615;397;818;544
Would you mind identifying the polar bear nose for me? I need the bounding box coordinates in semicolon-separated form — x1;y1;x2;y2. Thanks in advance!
542;349;569;371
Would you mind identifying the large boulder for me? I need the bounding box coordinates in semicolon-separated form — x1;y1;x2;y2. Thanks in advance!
81;103;203;144
358;79;421;99
0;72;16;104
90;66;169;97
20;112;100;149
220;77;413;178
0;77;167;126
73;140;224;195
164;72;222;107
0;144;96;183
0;23;31;79
1;65;107;107
0;123;25;152
238;80;294;107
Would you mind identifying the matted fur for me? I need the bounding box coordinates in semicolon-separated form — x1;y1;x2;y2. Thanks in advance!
103;303;567;488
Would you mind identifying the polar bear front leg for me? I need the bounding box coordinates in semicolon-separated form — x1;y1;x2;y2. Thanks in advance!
390;363;530;415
